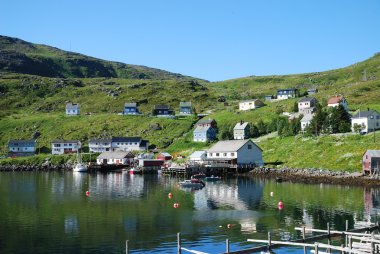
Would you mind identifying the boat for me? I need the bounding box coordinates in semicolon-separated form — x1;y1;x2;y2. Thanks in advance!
179;179;206;189
191;173;206;180
128;167;142;174
73;150;87;172
204;175;220;182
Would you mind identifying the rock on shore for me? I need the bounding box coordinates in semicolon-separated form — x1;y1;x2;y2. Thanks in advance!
247;167;380;187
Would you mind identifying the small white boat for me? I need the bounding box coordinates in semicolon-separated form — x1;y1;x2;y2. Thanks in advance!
179;179;205;189
73;150;87;172
73;163;87;172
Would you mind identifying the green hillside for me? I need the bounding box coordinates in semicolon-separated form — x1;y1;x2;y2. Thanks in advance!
0;35;379;172
0;35;203;80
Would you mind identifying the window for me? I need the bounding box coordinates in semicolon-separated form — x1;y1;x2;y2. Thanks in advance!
69;144;72;146
223;153;227;156
216;153;220;156
248;144;252;149
231;153;235;156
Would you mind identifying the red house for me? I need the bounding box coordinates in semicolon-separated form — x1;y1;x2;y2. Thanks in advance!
157;152;172;161
362;150;380;175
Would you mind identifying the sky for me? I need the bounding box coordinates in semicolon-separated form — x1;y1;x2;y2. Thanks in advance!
1;0;380;82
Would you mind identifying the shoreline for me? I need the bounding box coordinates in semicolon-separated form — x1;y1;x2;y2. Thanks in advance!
2;164;380;187
245;167;380;187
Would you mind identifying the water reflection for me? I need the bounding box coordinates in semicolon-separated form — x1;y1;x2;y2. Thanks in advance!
1;172;380;254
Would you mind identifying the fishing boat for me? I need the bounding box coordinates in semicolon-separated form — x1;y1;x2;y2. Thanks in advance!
73;150;87;172
179;179;205;189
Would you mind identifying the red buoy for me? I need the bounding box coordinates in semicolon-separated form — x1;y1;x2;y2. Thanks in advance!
173;203;179;208
278;201;283;210
168;193;173;199
85;191;90;196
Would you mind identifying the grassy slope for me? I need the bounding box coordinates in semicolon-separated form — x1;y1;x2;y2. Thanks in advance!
0;36;379;171
0;35;203;80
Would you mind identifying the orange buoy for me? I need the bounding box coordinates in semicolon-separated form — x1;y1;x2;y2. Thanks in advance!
85;191;90;196
173;203;179;209
168;193;173;199
278;201;283;210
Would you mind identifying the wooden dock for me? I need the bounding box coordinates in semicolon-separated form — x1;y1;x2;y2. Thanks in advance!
125;221;380;254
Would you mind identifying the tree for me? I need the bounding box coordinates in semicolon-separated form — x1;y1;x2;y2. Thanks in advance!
249;124;260;138
307;108;328;135
293;101;299;113
353;123;365;133
328;105;351;133
256;119;267;135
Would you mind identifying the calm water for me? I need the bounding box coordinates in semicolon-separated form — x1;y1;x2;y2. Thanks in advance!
0;171;378;254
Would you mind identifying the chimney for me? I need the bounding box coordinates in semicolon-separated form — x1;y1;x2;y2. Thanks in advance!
240;120;243;125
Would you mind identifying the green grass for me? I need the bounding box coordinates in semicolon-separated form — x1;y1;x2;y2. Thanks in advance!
1;36;380;172
259;131;380;172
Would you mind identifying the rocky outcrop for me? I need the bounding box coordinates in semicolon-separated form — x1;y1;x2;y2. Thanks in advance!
247;167;380;186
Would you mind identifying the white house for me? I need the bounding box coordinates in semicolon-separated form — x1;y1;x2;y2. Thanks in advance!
96;151;134;165
239;99;264;111
66;103;80;116
111;137;148;152
206;139;264;166
188;151;207;165
51;140;81;155
277;89;298;100
234;121;249;140
351;110;380;134
89;138;112;153
8;139;37;155
301;114;314;132
298;97;317;115
327;95;348;111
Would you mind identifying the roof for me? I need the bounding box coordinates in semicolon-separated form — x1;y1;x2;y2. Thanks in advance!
89;138;112;143
328;96;344;105
277;88;297;92
240;99;260;103
189;151;206;159
352;110;379;119
207;140;262;153
234;122;249;130
180;101;192;107
124;102;137;107
298;97;316;103
112;137;142;143
66;103;80;109
197;118;215;125
159;152;172;157
194;125;212;132
365;150;380;158
97;151;133;159
51;140;80;144
8;139;36;146
301;114;314;122
154;105;170;110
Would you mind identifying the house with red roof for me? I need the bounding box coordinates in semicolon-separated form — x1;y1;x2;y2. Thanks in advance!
327;95;348;111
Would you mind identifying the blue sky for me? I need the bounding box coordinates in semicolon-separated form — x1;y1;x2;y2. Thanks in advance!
1;0;379;81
